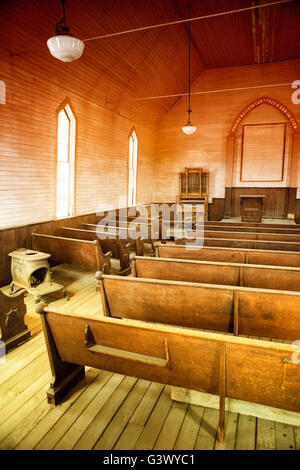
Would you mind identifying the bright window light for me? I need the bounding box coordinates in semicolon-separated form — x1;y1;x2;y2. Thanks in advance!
128;130;138;207
56;103;76;218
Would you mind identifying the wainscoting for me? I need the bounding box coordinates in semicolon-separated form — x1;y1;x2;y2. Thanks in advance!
225;187;297;219
208;198;225;221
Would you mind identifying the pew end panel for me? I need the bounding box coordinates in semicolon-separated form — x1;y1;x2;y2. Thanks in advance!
101;275;235;333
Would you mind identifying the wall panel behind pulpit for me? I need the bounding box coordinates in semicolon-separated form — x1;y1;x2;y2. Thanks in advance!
228;102;295;219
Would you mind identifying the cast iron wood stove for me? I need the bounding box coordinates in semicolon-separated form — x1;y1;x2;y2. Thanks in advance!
9;249;66;302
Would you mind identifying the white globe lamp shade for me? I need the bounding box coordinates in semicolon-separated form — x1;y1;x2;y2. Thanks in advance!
182;124;197;135
47;35;85;62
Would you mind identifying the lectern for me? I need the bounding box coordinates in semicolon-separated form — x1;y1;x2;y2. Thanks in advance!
240;195;265;223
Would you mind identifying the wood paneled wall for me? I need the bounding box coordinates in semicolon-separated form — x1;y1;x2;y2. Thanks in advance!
295;199;300;224
0;58;157;232
208;198;225;221
153;59;300;210
229;187;289;218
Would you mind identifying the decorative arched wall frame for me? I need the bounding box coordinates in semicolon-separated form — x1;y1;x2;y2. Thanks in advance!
224;97;300;219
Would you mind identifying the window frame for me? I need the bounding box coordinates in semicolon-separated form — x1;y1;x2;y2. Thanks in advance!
128;128;138;207
55;98;77;219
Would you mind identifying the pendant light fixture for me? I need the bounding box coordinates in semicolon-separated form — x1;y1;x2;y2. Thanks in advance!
47;0;85;62
182;5;197;135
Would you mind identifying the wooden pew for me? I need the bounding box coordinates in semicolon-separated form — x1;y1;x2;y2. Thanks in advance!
132;256;300;292
205;220;300;230
31;233;111;273
99;205;163;240
202;229;300;243
37;303;300;440
203;223;300;235
81;223;149;255
98;274;300;341
106;217;160;242
161;221;300;241
117;205;161;224
156;243;300;268
176;235;300;252
0;288;30;351
57;227;131;276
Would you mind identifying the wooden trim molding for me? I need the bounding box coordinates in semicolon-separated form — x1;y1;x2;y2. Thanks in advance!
225;97;300;218
229;96;299;136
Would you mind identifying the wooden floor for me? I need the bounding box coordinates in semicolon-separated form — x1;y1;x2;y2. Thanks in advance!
0;262;300;451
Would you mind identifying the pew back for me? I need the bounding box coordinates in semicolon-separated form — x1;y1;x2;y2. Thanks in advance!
203;230;300;243
134;256;300;291
205;221;300;230
176;236;300;252
203;224;300;235
32;233;111;273
99;274;300;341
82;222;159;241
156;243;300;268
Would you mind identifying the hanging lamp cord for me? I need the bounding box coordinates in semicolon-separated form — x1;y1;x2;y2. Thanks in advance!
55;0;69;35
187;5;192;123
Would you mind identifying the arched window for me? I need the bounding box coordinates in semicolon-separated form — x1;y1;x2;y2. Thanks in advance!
128;129;138;206
0;80;6;104
56;101;76;218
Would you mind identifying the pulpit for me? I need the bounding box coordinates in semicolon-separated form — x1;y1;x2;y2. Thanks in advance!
240;195;265;223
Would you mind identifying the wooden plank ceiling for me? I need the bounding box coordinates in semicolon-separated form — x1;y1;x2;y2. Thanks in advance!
1;0;299;125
